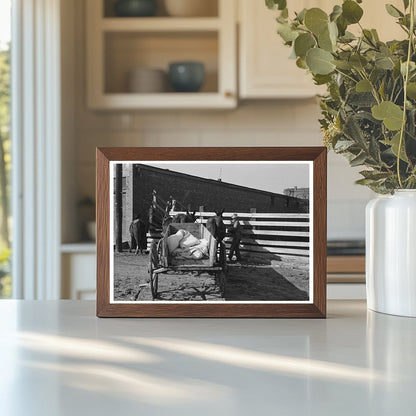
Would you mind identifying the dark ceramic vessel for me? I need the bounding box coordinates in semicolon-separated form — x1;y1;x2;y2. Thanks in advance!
168;62;205;92
114;0;157;17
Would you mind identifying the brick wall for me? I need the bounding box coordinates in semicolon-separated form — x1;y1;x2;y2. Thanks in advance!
122;165;307;235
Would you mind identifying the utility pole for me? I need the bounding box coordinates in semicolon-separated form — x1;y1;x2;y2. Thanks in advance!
115;164;123;252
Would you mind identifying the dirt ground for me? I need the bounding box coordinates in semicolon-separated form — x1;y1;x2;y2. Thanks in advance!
114;251;309;302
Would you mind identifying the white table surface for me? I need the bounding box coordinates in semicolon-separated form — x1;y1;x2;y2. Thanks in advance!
0;300;415;416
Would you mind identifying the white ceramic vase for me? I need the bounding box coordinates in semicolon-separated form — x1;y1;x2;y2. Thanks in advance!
366;190;416;317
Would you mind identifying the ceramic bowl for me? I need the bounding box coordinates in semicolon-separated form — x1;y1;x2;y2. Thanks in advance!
128;68;167;93
168;62;205;92
114;0;158;17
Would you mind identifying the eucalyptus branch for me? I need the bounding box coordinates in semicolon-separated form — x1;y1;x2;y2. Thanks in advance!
390;79;398;101
267;0;416;193
393;85;404;103
397;0;415;188
334;68;358;83
398;24;410;35
359;69;381;104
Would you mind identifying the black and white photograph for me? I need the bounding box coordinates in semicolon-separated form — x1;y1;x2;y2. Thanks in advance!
110;161;312;303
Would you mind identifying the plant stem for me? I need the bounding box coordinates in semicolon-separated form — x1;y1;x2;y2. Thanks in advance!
390;79;398;101
358;69;381;104
397;0;415;188
334;68;358;84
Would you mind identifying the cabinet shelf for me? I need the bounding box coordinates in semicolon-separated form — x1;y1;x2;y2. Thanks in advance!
86;0;236;109
101;17;221;32
90;92;235;110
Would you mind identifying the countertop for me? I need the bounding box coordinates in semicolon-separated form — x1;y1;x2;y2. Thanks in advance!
0;300;415;415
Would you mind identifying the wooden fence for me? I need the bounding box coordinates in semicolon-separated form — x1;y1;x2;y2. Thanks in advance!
147;211;309;257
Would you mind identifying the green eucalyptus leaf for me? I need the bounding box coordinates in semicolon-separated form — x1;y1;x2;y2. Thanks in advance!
304;8;329;35
339;31;356;43
330;5;342;22
329;81;341;101
336;15;348;36
365;180;396;194
333;60;353;70
334;140;355;151
350;54;368;70
294;33;316;58
306;48;335;75
401;61;416;76
378;78;386;100
276;15;287;24
355;178;377;186
343;114;368;147
349;92;377;107
356;79;372;92
296;57;308;69
342;0;364;24
328;21;338;44
369;136;382;163
375;55;395;70
265;0;275;9
385;4;404;18
363;29;376;45
386;132;409;162
313;74;332;85
370;67;385;84
372;101;404;130
296;8;307;23
407;82;416;99
403;0;409;9
389;39;407;54
380;44;393;56
360;170;391;180
371;29;380;42
277;23;299;43
266;0;287;11
350;152;368;167
318;27;334;52
278;0;287;10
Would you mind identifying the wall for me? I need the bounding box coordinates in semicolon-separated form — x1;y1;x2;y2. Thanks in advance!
133;163;306;213
61;0;374;243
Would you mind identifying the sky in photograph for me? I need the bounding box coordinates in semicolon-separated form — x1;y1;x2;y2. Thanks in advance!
0;0;11;49
145;162;310;195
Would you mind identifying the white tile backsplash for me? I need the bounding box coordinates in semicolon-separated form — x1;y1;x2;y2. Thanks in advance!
327;153;375;201
328;199;369;240
142;131;201;147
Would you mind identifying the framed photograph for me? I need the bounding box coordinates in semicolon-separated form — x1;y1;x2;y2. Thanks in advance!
96;147;327;318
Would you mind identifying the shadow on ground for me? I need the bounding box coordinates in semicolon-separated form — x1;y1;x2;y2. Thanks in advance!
113;251;309;302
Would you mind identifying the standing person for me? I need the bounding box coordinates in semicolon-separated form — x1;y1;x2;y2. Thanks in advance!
228;213;242;262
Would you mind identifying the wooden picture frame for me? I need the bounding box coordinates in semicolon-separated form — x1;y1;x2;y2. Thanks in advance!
96;147;327;317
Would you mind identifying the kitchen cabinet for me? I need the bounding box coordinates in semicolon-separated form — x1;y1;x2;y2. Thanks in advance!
86;0;237;109
239;0;325;99
61;245;96;300
238;0;404;99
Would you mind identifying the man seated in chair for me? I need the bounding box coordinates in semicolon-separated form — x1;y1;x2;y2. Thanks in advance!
228;213;242;262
